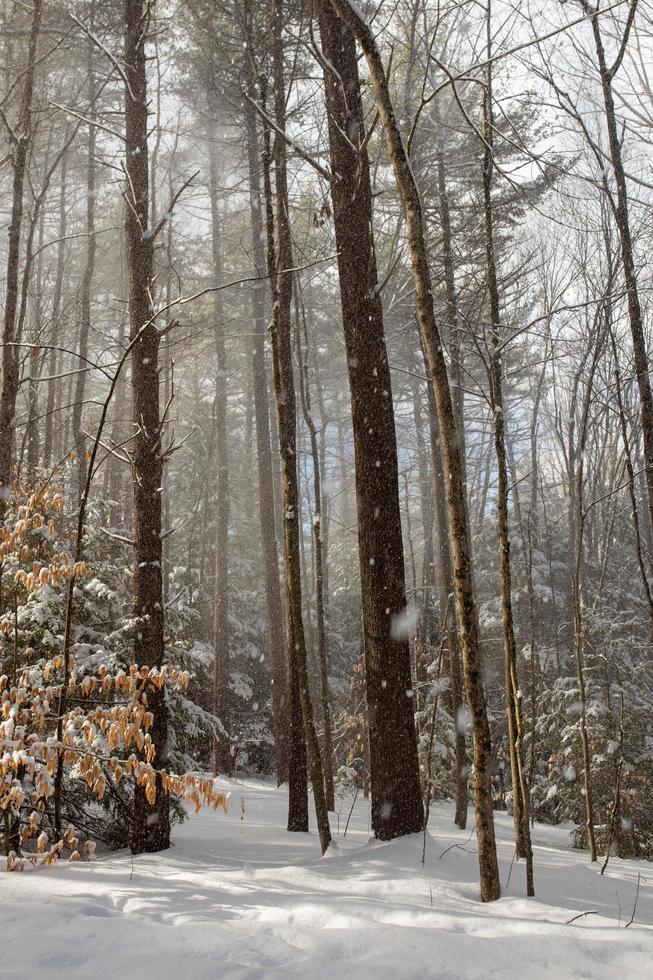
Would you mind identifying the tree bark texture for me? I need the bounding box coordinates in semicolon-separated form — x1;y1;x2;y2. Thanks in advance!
268;0;331;853
318;0;423;840
328;0;500;900
124;0;170;855
0;0;42;508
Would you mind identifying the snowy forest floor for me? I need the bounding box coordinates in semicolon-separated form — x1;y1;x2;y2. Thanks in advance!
2;779;652;979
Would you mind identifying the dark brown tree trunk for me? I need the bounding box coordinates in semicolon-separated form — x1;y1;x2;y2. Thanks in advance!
313;349;331;621
0;0;41;509
329;0;499;900
106;297;129;538
266;1;331;853
412;122;468;829
434;130;467;498
124;0;170;854
160;171;174;606
259;81;306;821
317;0;423;841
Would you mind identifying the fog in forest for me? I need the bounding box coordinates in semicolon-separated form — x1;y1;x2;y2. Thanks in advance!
2;2;653;975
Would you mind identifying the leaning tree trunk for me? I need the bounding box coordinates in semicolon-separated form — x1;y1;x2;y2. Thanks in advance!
124;0;170;855
424;374;468;831
0;0;41;511
411;102;468;830
434;121;467;498
317;0;423;840
328;0;499;901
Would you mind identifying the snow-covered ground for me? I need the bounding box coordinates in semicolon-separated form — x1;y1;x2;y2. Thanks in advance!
1;779;652;979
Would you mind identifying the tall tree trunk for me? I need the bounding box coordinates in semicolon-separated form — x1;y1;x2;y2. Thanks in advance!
609;329;653;633
72;24;98;501
564;355;587;644
241;57;287;784
106;285;129;538
208;130;233;776
482;7;533;895
313;348;331;619
571;298;612;864
434;127;467;498
260;83;306;821
295;282;335;811
335;413;351;529
424;372;468;830
329;0;499;900
124;0;170;855
25;213;45;480
317;0;423;840
587;2;653;549
0;0;41;509
572;468;597;864
43;151;69;471
411;371;434;722
161;172;174;606
12;137;71;485
271;0;331;852
267;0;331;853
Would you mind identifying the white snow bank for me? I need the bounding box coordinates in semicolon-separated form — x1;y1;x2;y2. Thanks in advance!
1;779;651;979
